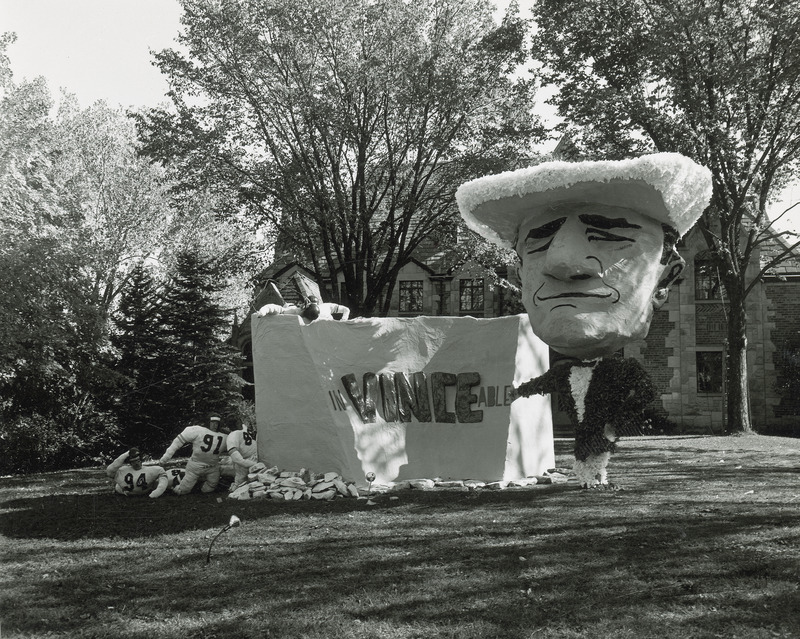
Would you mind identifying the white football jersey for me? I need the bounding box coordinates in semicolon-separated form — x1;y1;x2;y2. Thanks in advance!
226;430;257;464
114;465;167;495
166;467;186;489
176;425;228;464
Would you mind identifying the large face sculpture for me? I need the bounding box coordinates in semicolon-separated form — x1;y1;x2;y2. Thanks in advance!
516;202;682;360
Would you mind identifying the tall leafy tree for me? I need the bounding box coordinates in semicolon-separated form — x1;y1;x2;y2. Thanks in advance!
137;0;543;316
0;57;120;469
532;0;800;433
51;97;176;319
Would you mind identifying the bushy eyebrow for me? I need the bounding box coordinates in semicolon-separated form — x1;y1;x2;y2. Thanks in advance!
524;217;567;240
578;214;642;230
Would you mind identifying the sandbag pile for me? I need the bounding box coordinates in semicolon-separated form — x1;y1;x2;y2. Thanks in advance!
228;464;575;501
228;466;362;501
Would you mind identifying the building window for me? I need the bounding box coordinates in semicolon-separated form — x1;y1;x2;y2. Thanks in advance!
696;350;724;394
399;280;424;314
459;278;484;315
695;257;722;300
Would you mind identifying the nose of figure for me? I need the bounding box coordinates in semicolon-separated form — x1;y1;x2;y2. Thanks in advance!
542;229;601;281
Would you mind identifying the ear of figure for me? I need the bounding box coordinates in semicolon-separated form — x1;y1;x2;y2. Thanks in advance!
653;253;686;309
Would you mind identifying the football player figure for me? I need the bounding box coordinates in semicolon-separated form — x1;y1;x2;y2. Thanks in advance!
257;295;350;323
106;447;170;498
226;419;259;492
159;412;228;495
166;467;186;490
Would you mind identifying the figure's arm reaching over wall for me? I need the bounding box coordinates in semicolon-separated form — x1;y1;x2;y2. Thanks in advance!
257;303;284;316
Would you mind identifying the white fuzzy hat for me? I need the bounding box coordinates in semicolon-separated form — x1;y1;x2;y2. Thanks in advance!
455;153;712;249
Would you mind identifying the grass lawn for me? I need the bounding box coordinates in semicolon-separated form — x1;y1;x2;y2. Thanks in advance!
1;435;799;639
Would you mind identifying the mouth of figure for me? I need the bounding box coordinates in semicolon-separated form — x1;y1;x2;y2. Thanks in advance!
537;292;613;301
533;284;619;309
535;292;615;309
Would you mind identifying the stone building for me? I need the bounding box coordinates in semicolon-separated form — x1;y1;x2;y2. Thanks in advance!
626;226;800;435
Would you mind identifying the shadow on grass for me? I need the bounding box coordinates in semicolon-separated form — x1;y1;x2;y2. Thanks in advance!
0;480;587;541
0;440;573;541
2;436;797;542
4;435;800;638
1;467;797;543
8;488;800;639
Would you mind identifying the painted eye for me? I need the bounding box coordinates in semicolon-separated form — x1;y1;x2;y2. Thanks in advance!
587;229;635;243
525;238;552;254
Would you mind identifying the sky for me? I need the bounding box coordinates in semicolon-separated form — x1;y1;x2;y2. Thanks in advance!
1;0;183;109
2;0;798;234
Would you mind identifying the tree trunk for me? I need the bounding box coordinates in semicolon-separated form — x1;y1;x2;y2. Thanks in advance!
725;287;753;434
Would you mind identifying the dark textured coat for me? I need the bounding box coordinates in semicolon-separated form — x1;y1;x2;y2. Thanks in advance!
515;357;656;461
